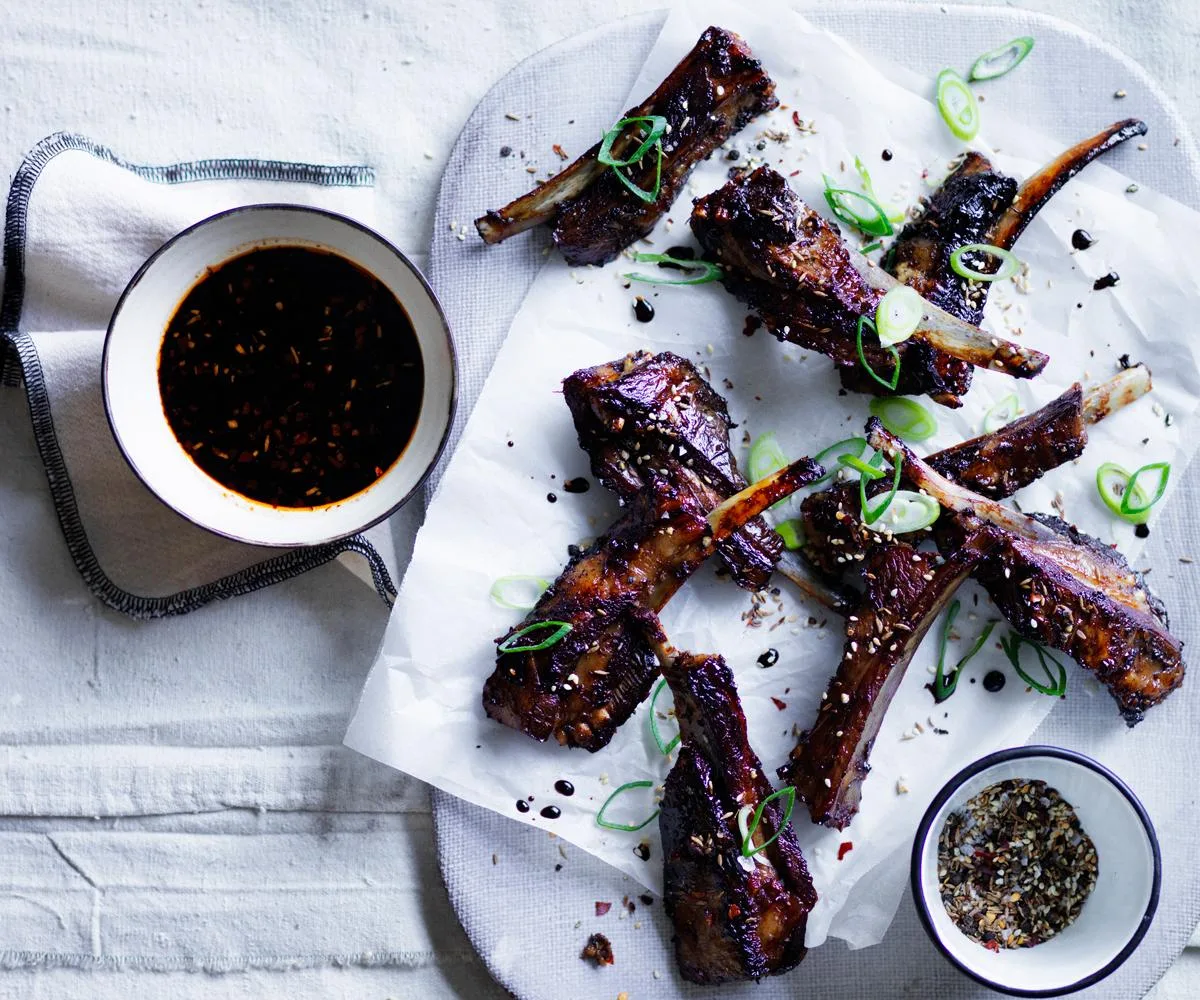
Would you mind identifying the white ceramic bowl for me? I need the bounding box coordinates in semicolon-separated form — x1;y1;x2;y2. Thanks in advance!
911;746;1160;997
103;205;455;547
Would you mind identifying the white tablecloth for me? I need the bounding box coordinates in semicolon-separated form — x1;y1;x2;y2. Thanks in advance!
0;0;1196;996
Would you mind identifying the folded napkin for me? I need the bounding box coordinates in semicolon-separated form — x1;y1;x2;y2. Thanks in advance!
0;133;401;618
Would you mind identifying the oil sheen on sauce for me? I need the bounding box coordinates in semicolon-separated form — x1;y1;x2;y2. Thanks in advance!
158;245;423;508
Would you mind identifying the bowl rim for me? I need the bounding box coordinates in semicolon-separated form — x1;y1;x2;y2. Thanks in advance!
910;744;1162;998
101;202;458;548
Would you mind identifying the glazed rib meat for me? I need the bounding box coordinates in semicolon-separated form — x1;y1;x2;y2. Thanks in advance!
474;27;777;266
887;120;1147;329
690;166;1048;406
869;421;1186;725
778;531;997;829
564;350;781;591
658;645;816;982
481;457;822;751
800;366;1152;575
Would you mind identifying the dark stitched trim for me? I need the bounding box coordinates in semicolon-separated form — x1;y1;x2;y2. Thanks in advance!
0;132;396;619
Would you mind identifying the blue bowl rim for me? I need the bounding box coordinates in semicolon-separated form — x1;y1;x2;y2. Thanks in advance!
910;744;1162;998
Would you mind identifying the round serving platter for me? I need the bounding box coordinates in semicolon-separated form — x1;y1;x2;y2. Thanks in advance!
428;4;1200;998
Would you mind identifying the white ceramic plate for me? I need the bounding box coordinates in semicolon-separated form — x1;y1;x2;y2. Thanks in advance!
103;204;456;547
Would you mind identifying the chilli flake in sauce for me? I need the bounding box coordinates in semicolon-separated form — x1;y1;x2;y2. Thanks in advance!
158;245;423;508
938;778;1098;949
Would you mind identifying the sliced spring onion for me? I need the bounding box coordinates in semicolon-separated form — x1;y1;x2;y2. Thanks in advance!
868;396;937;441
969;37;1035;82
931;600;999;702
854;156;907;225
497;620;572;654
748;431;789;482
875;285;925;347
856;316;902;391
982;392;1021;433
935;68;981;141
1000;633;1068;696
1096;461;1169;524
737;786;796;858
860;240;883;254
810;436;870;487
595;780;660;832
823;174;894;237
597;115;668;167
1122;462;1170;517
775;519;806;550
598;115;667;204
489;575;550;611
623;251;722;286
839;453;885;480
950;243;1022;282
871;490;940;534
649;678;680;756
861;454;904;525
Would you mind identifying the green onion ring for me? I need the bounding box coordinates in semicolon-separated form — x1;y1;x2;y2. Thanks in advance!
1121;461;1170;516
809;437;870;487
868;396;937;441
856;316;902;391
1000;633;1068;696
497;620;573;654
489;575;550;611
950;243;1022;282
823;175;894;237
871;490;940;534
611;144;664;204
737;786;796;858
595;780;660;832
775;519;806;550
854;156;907;225
1096;461;1168;524
597;115;668;167
649;679;681;756
862;455;904;525
935;68;981;141
748;431;790;483
839;453;886;480
931;600;999;702
969;37;1035;82
875;285;925;347
623;251;722;286
982;392;1021;434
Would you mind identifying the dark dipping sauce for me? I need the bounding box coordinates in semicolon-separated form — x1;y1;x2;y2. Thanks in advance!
158;245;423;508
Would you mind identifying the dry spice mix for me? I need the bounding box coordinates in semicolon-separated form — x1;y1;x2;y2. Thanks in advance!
159;245;423;508
937;778;1098;949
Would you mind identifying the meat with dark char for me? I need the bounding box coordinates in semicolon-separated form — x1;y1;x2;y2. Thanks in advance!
659;647;816;982
689;167;1048;407
869;420;1186;725
481;458;822;750
778;532;997;828
474;27;777;266
564;350;781;591
799;366;1152;575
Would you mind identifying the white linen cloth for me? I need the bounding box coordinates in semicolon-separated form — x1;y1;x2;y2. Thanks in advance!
0;1;1195;998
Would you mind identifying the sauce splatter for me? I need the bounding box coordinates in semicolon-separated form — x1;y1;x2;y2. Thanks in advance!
1071;228;1096;250
983;670;1006;693
540;805;561;820
515;799;530;813
757;647;779;669
633;296;655;323
1093;271;1120;290
554;779;575;796
562;477;590;494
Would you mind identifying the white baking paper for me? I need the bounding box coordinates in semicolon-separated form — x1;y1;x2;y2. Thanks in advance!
346;0;1200;948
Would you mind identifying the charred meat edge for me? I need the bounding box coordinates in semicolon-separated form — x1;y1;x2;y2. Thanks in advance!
657;642;816;982
481;457;822;750
475;26;777;266
869;420;1185;725
799;367;1151;576
564;350;781;591
690;167;1048;404
779;531;998;829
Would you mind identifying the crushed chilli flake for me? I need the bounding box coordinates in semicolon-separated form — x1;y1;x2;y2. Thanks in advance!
937;778;1097;949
